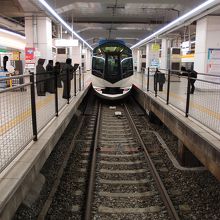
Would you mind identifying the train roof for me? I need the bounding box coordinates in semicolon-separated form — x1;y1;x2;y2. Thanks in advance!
94;39;131;54
98;39;126;46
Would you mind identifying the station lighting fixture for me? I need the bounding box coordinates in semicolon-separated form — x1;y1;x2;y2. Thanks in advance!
131;0;218;49
38;0;93;50
0;28;26;40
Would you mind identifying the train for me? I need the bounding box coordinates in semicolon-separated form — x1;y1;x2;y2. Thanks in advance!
91;40;133;100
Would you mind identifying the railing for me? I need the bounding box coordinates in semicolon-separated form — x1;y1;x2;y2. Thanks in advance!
0;67;84;172
140;67;220;135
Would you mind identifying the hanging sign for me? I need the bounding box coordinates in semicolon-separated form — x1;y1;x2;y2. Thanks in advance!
151;43;160;52
55;39;79;47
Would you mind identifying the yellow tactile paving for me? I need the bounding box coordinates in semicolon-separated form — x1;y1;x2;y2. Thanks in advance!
168;92;220;120
0;95;54;135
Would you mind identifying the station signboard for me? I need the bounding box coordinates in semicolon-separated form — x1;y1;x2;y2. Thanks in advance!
207;48;220;74
55;39;79;47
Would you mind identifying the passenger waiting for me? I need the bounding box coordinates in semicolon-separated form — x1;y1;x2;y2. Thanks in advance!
181;67;198;94
36;59;46;96
154;70;166;91
46;60;55;93
54;62;62;88
61;58;74;99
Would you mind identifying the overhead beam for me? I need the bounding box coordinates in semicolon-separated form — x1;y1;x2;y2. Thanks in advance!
131;0;220;49
0;17;24;34
72;19;170;24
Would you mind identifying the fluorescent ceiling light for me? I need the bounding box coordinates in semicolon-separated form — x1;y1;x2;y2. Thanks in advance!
131;0;218;49
0;28;26;40
38;0;93;50
55;39;79;47
0;36;25;50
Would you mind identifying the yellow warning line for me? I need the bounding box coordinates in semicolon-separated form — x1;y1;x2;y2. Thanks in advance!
168;92;220;120
0;95;54;135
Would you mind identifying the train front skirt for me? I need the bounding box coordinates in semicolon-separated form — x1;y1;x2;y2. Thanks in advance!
92;85;132;100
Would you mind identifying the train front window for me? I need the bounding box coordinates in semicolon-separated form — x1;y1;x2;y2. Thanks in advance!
92;55;105;78
104;54;121;83
121;55;133;79
107;55;119;75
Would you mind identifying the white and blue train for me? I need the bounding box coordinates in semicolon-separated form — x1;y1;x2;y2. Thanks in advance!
91;40;133;100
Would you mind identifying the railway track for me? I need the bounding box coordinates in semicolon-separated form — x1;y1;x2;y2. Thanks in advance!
85;102;180;220
38;97;99;219
37;98;180;219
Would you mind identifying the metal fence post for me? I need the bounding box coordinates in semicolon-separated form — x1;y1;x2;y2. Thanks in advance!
66;68;70;104
185;75;191;117
141;68;144;90
166;69;171;105
154;68;158;97
54;71;59;116
74;70;77;96
30;72;38;141
82;68;84;89
147;67;150;91
79;67;81;91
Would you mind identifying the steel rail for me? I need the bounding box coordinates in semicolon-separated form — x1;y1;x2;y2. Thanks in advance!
124;104;180;220
84;103;102;220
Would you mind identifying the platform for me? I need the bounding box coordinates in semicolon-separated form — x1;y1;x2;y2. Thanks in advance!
0;71;220;219
132;72;220;181
0;74;91;220
132;72;220;135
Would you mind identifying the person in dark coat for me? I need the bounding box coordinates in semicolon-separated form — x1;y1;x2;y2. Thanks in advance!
36;59;46;96
181;67;198;94
46;60;55;93
3;56;9;71
61;58;74;99
155;70;166;91
54;62;62;88
189;70;197;94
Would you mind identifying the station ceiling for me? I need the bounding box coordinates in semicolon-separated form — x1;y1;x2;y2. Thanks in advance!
0;0;216;47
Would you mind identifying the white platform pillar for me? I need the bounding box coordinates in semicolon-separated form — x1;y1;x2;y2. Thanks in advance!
71;43;82;66
25;16;52;62
160;38;169;69
146;44;150;68
86;49;91;71
194;16;220;81
137;49;141;73
132;49;137;72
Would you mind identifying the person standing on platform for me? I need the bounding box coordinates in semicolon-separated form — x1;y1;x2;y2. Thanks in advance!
36;58;46;96
54;62;62;88
46;60;55;93
155;69;166;91
181;67;198;94
189;70;197;94
61;58;74;99
3;56;9;72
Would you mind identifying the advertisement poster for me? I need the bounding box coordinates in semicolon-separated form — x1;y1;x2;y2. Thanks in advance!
207;48;220;74
25;48;35;61
12;51;20;61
